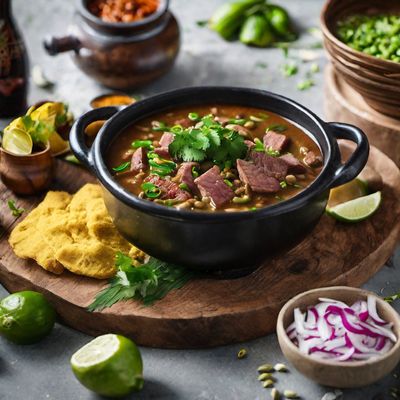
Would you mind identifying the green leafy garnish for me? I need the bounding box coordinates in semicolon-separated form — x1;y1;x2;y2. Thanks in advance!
191;166;199;178
282;63;298;77
152;121;168;132
131;140;153;149
20;115;53;145
266;124;288;133
384;293;400;303
141;182;161;198
297;79;314;91
196;20;208;27
188;112;199;121
169;114;247;167
112;161;131;172
88;252;194;311
179;182;190;191
266;148;280;157
7;199;25;217
280;181;288;189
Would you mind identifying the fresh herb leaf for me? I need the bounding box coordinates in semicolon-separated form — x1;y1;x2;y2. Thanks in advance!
266;124;288;133
255;61;268;69
282;63;298;77
88;252;194;311
297;79;314;91
141;182;162;198
7;199;25;217
196;20;208;27
384;293;400;303
131;140;153;149
112;161;131;172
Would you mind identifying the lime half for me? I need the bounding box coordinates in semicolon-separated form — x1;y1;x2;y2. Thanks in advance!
71;334;143;398
326;191;382;223
328;178;368;208
2;128;33;155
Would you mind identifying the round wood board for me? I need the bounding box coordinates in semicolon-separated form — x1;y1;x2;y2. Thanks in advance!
324;63;400;168
0;142;399;349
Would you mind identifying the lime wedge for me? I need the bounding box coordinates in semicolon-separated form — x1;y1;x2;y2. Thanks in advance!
326;191;382;223
2;128;33;155
328;178;368;208
71;334;143;397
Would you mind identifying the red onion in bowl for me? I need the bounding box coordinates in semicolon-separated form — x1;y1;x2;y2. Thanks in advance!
287;296;397;362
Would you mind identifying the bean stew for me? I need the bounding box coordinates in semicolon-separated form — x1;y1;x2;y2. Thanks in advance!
106;105;323;212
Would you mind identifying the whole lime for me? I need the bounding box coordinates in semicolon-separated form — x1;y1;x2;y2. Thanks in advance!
71;334;144;398
0;290;56;344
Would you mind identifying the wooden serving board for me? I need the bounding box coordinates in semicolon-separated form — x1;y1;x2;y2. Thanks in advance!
0;143;399;349
324;63;400;168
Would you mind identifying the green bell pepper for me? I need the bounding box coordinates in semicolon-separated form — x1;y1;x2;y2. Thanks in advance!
210;0;264;40
239;14;275;47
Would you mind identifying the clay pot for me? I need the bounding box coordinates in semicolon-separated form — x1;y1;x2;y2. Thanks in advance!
0;144;55;195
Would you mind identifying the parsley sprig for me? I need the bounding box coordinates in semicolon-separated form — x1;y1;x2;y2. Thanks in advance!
168;114;247;166
88;252;194;311
7;199;25;217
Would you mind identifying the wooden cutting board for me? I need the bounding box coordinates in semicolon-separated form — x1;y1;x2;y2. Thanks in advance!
0;143;399;349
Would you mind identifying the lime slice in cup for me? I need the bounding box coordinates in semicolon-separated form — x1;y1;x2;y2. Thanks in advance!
326;191;382;223
2;128;33;155
70;333;143;398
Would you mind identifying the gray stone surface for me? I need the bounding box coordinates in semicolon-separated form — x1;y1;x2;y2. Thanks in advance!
1;0;399;399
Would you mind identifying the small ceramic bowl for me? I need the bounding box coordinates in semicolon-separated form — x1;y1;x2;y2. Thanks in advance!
321;0;400;118
277;286;400;388
0;144;55;195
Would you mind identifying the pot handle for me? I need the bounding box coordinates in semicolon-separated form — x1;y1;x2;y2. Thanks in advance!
43;35;81;55
328;122;369;188
69;106;119;172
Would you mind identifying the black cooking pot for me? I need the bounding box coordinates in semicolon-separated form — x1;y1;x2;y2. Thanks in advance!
70;87;369;275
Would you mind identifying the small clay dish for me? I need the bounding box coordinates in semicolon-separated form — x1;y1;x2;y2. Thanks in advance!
277;286;400;388
90;92;135;108
0;144;55;195
321;0;400;118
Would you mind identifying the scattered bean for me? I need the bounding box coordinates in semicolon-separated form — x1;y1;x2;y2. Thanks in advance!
235;187;246;195
257;363;274;373
176;201;191;209
263;380;275;388
244;120;256;129
271;388;280;400
283;390;299;399
258;373;274;381
285;175;297;185
274;363;288;372
233;195;250;204
250;115;264;122
201;196;211;203
237;349;247;359
194;201;206;209
138;191;145;199
299;146;309;155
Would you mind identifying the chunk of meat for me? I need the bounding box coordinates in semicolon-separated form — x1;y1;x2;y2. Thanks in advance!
237;159;280;193
303;151;323;168
225;124;250;137
176;162;199;195
130;147;147;172
159;132;174;148
194;166;234;208
250;152;288;181
279;153;307;174
154;132;174;159
144;175;192;201
263;131;290;152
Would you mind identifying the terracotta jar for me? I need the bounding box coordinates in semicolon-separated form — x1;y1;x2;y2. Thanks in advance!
0;144;55;195
43;0;180;90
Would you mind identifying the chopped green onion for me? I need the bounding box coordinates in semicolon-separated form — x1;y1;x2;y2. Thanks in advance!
282;63;298;77
249;207;258;211
266;124;288;133
258;112;269;119
254;138;265;152
224;179;233;187
141;182;161;199
297;79;314;91
229;118;246;126
170;125;183;133
149;158;176;176
293;183;303;188
191;167;199;178
280;181;288;189
152;121;168;132
188;112;199;121
266;147;280;157
112;161;131;172
131;140;153;149
179;182;190;191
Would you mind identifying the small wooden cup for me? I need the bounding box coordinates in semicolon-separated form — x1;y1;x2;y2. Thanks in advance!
277;286;400;388
0;144;55;195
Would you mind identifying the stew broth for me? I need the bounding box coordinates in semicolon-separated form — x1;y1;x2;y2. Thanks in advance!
106;105;323;212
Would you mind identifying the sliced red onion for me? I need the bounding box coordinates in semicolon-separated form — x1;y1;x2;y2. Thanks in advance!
286;295;396;362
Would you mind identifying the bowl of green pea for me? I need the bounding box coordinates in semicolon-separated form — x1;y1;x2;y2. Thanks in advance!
321;0;400;118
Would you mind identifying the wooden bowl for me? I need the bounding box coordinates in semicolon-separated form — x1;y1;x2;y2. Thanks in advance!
0;144;55;195
321;0;400;118
277;286;400;388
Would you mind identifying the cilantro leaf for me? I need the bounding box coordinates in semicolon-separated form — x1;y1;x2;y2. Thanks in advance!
7;199;25;217
88;253;194;311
